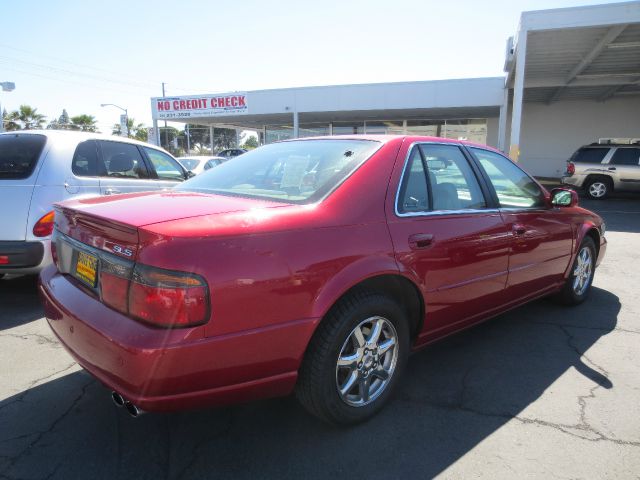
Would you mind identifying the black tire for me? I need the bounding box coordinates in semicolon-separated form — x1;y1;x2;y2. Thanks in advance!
554;236;597;305
584;177;611;200
0;274;4;280
296;290;410;425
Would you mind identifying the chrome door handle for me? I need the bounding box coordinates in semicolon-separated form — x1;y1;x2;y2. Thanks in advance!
408;233;434;250
104;188;120;195
513;224;527;236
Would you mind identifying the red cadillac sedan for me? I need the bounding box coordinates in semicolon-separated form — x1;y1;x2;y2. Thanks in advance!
39;136;606;424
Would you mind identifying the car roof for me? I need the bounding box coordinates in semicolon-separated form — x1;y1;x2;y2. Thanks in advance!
279;135;503;154
0;129;161;149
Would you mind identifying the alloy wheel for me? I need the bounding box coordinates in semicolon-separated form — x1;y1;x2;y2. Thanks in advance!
335;316;399;407
588;182;607;198
573;246;593;295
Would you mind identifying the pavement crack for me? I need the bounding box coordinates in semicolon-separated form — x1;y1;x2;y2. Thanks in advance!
0;379;93;477
0;363;77;413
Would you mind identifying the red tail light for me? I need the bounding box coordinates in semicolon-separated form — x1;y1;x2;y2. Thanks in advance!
128;265;209;327
566;162;575;175
33;211;55;237
96;259;209;328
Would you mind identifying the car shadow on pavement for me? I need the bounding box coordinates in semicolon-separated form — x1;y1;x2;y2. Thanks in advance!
0;275;43;330
0;287;619;480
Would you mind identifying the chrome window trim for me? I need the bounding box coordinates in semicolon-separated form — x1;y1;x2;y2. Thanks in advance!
394;141;494;218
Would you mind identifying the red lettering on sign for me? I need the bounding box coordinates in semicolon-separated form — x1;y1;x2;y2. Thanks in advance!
172;100;180;110
231;96;238;107
180;100;187;109
238;96;246;107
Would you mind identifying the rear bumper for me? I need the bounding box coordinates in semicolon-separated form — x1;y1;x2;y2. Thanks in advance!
0;240;50;274
561;175;584;188
39;265;319;412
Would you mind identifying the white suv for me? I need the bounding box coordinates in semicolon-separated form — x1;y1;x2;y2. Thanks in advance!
0;130;190;277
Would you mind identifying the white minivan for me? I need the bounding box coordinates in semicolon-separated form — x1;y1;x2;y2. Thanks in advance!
0;130;191;277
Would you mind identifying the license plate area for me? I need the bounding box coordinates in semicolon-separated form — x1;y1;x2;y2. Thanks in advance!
73;250;98;288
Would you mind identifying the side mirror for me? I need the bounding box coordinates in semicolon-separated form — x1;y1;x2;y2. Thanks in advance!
550;188;578;207
185;170;196;179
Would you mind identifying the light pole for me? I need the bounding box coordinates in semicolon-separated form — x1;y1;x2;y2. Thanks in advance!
100;103;128;137
0;81;16;133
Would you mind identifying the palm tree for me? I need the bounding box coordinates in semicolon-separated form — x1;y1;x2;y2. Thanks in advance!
70;114;97;132
8;105;46;130
112;118;147;141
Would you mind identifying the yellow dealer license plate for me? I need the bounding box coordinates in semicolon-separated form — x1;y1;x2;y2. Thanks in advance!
74;251;98;287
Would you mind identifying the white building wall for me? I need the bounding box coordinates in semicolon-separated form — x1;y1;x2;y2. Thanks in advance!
519;97;640;177
486;117;499;148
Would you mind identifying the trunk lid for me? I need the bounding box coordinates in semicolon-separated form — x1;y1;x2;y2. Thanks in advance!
0;133;47;240
55;191;290;258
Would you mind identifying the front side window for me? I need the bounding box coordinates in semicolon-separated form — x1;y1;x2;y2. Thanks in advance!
610;148;640;166
471;147;545;209
98;141;148;179
72;140;99;177
176;139;381;204
0;134;46;179
143;147;185;181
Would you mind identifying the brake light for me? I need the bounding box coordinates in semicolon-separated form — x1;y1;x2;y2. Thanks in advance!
126;264;209;328
33;211;55;237
567;162;575;175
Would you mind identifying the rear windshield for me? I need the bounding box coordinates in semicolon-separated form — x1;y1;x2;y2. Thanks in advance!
179;158;200;170
571;147;608;164
175;139;381;204
0;134;46;179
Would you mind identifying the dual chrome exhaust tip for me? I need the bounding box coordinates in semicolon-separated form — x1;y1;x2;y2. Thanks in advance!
111;391;144;418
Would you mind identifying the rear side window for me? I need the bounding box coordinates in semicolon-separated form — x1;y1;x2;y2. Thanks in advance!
610;148;640;166
72;140;99;177
98;141;149;179
0;134;46;179
397;148;429;213
572;148;608;164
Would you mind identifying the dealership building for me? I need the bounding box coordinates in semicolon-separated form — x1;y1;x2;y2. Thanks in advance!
150;1;640;178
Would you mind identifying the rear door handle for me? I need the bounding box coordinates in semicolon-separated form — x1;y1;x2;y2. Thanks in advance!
408;233;434;250
104;188;120;195
608;167;616;171
513;224;527;236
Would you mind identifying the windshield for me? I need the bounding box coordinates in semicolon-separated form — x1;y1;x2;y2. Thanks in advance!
176;139;381;204
178;158;201;170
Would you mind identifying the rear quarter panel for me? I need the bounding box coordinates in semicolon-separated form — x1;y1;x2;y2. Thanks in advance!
138;139;404;340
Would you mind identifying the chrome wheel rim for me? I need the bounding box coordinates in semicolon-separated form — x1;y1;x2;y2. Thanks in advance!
336;316;399;407
573;246;593;295
589;182;607;198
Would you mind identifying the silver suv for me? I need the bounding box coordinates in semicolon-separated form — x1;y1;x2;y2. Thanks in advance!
0;130;190;277
562;140;640;200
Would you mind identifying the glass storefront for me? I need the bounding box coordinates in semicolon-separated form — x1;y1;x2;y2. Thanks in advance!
263;118;487;144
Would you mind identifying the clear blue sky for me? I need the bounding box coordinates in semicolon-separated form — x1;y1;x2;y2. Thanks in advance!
0;0;627;132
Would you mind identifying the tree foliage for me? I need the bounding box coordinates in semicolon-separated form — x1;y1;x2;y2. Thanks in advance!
112;118;147;141
240;134;259;150
70;114;97;132
4;105;46;130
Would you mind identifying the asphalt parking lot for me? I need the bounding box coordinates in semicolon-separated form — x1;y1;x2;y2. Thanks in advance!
1;196;639;480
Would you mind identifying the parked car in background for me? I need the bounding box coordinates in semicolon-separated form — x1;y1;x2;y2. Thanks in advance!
40;136;606;424
217;148;247;159
0;130;189;277
562;139;640;199
177;156;227;175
